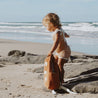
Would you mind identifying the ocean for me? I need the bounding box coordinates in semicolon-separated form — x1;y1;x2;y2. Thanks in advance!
0;22;98;55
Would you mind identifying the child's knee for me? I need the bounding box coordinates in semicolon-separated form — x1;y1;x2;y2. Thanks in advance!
59;65;64;72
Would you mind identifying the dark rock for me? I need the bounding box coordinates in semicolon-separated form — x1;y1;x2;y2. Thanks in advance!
69;55;98;63
0;65;4;67
27;53;38;56
84;55;98;59
9;93;12;95
8;50;25;57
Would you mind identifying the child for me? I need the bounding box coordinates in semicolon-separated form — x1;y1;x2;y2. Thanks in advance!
42;13;71;93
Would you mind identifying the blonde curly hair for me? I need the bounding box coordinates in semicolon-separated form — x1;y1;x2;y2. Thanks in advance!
42;13;62;28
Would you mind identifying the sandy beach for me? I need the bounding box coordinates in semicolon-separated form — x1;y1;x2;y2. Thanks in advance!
0;38;98;98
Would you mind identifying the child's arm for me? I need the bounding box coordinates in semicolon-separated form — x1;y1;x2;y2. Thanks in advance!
48;31;60;55
64;32;70;38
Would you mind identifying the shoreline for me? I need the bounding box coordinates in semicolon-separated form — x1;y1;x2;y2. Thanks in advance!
0;38;96;57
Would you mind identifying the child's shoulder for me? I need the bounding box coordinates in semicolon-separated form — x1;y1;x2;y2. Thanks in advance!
54;28;63;35
55;28;62;33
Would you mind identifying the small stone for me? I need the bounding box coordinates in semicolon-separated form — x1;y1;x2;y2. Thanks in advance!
9;93;12;95
5;88;8;90
17;94;21;97
21;84;25;87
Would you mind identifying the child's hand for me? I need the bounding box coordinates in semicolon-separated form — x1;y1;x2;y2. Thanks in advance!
47;52;52;56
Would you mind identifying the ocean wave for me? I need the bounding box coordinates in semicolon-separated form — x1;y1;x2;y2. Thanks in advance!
62;25;98;32
62;22;98;31
0;30;51;36
68;22;92;27
92;22;98;25
0;26;37;29
0;22;98;32
0;22;98;39
0;22;42;26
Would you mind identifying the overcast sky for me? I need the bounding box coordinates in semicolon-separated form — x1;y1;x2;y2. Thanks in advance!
0;0;98;22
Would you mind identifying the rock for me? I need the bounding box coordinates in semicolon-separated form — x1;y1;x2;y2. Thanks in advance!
4;50;98;64
72;82;98;93
84;55;98;59
8;50;25;57
0;64;4;67
70;55;98;63
6;51;46;64
9;93;12;95
63;65;98;94
26;54;46;64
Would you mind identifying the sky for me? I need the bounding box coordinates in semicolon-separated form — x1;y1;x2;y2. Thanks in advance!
0;0;98;22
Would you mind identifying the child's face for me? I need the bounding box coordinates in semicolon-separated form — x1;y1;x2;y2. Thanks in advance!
45;22;56;32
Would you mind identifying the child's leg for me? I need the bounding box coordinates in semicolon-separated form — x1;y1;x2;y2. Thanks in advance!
58;58;66;83
54;55;58;62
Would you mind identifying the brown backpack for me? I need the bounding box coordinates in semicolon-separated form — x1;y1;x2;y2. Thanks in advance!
44;54;60;90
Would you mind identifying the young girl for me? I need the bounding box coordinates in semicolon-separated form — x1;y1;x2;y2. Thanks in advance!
42;13;71;88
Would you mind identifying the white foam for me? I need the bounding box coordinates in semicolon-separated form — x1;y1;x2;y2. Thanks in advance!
0;29;51;36
92;22;98;25
62;25;98;32
62;22;98;32
0;26;36;29
0;36;36;40
68;22;92;27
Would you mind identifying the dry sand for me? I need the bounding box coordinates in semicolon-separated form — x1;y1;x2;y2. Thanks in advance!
0;38;98;98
